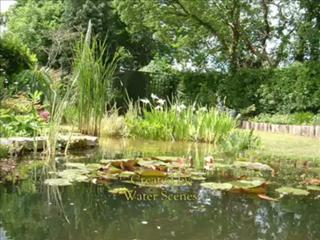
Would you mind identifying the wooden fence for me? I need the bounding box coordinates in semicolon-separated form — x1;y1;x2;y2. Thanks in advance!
241;121;320;138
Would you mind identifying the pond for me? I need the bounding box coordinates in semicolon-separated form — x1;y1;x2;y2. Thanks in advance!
0;138;319;240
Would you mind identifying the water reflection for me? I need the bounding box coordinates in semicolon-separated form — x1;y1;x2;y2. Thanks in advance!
0;183;319;240
0;139;320;240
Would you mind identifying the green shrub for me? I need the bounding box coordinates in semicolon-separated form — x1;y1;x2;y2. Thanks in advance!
178;71;221;106
0;145;9;158
220;130;261;156
177;62;320;114
0;34;36;82
257;62;320;113
251;112;320;125
0;93;46;137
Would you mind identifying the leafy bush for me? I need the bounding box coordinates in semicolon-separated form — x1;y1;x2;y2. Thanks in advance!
251;112;320;125
5;0;63;64
257;62;320;113
178;71;221;106
220;130;261;156
0;93;46;137
0;34;36;78
177;62;320;114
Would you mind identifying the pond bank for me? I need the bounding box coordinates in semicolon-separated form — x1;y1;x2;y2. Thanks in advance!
0;135;98;156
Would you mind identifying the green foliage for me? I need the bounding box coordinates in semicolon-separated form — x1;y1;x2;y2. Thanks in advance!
178;62;320;114
8;67;57;102
0;145;9;158
0;93;45;137
62;0;159;71
178;71;222;106
5;0;63;64
257;62;320;113
142;57;179;99
113;0;296;70
0;34;36;77
125;96;237;145
74;25;119;135
220;130;261;156
252;112;320;125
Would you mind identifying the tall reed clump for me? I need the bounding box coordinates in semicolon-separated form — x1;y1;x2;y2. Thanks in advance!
125;95;237;145
45;71;77;166
74;21;119;136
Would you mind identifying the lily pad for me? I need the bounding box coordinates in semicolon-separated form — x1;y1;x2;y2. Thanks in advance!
275;187;309;196
190;171;206;177
119;171;136;179
213;163;233;169
100;159;138;170
231;179;266;189
65;162;86;169
167;171;190;179
200;182;233;191
57;169;89;182
306;186;320;191
138;159;169;169
309;168;320;175
151;156;181;162
109;187;130;195
191;176;206;181
44;178;72;186
233;161;274;173
104;166;123;174
86;163;102;170
99;173;119;181
136;169;166;177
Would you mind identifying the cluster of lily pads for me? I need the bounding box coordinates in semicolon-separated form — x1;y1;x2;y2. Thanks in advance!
44;156;320;200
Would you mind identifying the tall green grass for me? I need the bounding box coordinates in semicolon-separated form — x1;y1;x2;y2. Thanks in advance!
125;97;237;145
74;21;119;136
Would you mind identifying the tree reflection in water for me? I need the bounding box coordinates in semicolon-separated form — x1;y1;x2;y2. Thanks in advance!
0;183;319;240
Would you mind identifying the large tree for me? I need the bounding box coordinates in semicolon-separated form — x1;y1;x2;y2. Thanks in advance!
113;0;305;71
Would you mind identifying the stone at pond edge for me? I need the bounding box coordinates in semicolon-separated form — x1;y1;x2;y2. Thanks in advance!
275;187;310;196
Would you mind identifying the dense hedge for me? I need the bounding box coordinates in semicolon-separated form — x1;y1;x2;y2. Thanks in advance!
0;35;35;77
177;62;320;114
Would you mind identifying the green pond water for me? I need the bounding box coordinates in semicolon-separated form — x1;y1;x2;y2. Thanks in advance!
0;139;320;240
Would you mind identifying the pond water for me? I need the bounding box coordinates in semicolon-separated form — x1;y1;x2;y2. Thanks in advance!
0;139;319;240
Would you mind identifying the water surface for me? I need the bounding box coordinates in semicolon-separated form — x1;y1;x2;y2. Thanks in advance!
0;139;319;240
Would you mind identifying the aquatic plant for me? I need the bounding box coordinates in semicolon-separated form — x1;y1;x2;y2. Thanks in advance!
74;21;119;136
100;106;129;138
125;95;238;145
220;129;261;156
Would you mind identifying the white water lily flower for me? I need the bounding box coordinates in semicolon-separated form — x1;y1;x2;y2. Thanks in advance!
140;98;151;104
151;93;159;100
157;98;166;105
